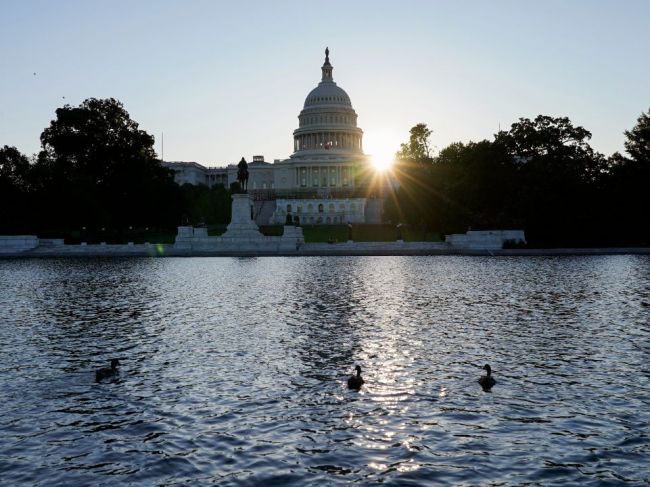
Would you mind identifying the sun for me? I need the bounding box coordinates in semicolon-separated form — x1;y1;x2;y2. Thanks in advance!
365;132;400;172
370;152;394;171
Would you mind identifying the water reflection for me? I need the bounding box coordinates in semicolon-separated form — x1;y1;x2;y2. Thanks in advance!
0;256;648;485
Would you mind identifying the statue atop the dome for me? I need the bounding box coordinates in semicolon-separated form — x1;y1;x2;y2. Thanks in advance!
237;157;249;192
325;47;329;63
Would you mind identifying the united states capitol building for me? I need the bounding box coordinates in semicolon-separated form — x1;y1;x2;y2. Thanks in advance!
163;49;391;225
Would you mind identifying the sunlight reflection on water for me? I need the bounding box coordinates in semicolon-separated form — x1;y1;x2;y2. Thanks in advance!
0;256;648;485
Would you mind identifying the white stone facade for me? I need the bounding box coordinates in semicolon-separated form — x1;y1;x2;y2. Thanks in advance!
272;198;366;225
163;161;228;188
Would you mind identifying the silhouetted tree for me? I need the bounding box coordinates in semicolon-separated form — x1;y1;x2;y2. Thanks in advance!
33;98;180;234
0;146;32;232
386;123;436;226
604;109;650;244
179;183;231;225
432;140;519;233
623;108;650;164
396;123;433;163
494;115;607;245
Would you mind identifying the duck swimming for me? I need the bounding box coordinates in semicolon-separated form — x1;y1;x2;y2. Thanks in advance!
96;359;120;382
347;365;364;390
478;364;496;390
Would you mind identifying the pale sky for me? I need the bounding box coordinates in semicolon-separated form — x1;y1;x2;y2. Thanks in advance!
1;0;649;167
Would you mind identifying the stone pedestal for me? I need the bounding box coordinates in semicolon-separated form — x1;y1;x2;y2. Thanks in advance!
221;193;263;238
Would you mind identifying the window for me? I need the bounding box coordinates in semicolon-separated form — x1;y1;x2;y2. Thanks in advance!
307;204;313;213
297;206;302;213
287;204;292;213
318;204;324;213
328;203;335;212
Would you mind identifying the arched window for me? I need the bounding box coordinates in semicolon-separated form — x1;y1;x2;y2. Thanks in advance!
318;204;324;213
297;205;302;213
326;217;331;224
328;203;335;212
287;204;292;213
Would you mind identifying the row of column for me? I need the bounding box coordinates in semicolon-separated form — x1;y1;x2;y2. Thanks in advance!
294;165;352;188
294;132;362;152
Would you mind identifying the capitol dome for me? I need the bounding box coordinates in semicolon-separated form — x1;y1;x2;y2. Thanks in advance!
303;80;352;108
292;48;363;157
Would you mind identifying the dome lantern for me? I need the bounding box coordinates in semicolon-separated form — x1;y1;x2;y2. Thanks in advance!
321;47;333;82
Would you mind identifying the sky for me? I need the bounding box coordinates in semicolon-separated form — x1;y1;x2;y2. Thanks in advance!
1;0;649;167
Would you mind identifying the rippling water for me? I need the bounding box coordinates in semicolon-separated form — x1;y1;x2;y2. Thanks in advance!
1;256;649;485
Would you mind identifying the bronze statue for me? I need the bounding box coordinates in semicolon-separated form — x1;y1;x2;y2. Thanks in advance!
237;157;249;192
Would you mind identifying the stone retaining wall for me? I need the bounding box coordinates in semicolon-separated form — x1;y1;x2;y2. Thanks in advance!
0;235;39;252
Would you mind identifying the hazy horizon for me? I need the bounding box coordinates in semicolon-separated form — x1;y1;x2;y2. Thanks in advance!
1;0;649;167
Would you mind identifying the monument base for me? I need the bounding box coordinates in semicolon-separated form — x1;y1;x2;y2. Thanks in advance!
173;193;304;254
221;193;263;238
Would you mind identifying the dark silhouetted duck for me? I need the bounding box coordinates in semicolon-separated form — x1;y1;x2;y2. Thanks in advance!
347;365;364;390
478;364;496;390
96;359;120;382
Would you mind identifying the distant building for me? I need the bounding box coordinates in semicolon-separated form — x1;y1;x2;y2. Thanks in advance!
164;48;392;225
162;161;228;187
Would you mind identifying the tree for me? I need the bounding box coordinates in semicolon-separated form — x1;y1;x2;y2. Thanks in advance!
0;145;30;189
179;183;231;226
395;123;433;163
33;98;180;233
493;115;608;245
432;140;520;232
494;115;606;182
0;146;32;232
386;124;436;226
603;109;650;245
623;108;650;164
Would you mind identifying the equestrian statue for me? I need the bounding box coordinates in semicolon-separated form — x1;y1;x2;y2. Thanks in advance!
237;157;249;192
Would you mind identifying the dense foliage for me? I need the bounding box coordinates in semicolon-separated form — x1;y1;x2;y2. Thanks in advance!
385;110;650;246
0;98;231;240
